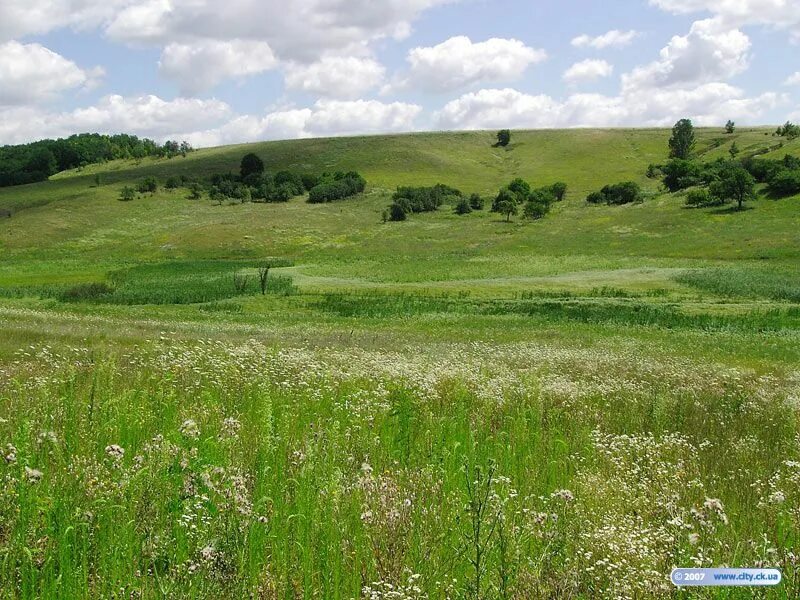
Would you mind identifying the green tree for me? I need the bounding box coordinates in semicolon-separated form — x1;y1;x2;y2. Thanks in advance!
523;199;549;220
710;164;756;210
469;193;484;210
240;153;265;179
725;120;735;134
389;203;407;221
495;189;518;222
669;118;696;159
496;129;511;147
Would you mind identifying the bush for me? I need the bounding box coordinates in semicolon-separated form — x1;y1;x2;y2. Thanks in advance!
742;157;784;183
59;282;114;302
119;186;136;202
165;176;180;190
523;200;550;220
187;182;203;200
768;170;800;197
469;193;485;210
390;184;460;214
684;188;722;207
389;203;407;221
454;197;472;215
137;177;158;194
308;172;366;203
586;182;642;205
548;182;567;201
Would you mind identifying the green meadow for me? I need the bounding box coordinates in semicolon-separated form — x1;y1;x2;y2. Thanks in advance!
1;128;799;598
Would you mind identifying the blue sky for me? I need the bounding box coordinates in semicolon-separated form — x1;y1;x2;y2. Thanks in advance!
0;0;798;146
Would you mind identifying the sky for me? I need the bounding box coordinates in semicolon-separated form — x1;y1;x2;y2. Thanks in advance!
1;0;799;147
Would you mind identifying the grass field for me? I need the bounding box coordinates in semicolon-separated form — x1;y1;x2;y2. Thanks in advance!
1;128;799;598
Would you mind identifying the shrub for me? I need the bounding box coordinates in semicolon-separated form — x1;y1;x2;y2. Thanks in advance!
496;129;511;147
523;199;549;220
389;203;407;221
548;182;567;201
742;157;784;183
684;188;722;207
308;172;366;203
469;193;485;210
768;170;800;197
137;177;158;194
119;186;136;201
586;182;642;205
301;173;320;191
187;182;203;199
391;184;459;214
165;176;180;189
454;197;472;215
776;121;800;139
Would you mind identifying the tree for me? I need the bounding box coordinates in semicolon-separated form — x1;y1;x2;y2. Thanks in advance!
495;188;518;222
710;163;755;210
119;186;136;202
669;118;696;159
137;177;157;194
729;142;740;159
725;120;735;134
454;197;472;215
549;182;567;201
496;129;511;147
469;193;484;210
776;121;800;139
188;182;203;199
240;153;265;179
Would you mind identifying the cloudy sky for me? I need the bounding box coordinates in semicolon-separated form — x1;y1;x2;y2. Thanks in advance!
1;0;799;147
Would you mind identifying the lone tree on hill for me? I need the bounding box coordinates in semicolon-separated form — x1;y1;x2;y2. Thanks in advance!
496;129;511;147
240;153;265;179
711;163;755;210
669;118;696;159
725;120;736;134
495;188;518;222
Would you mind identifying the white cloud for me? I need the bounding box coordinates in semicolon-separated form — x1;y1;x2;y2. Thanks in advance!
159;40;277;95
650;0;800;41
183;99;421;146
571;29;640;49
106;0;460;61
622;19;750;92
563;59;614;85
390;36;547;92
284;56;386;98
0;0;129;42
784;71;800;85
435;85;784;130
0;94;232;145
0;41;102;105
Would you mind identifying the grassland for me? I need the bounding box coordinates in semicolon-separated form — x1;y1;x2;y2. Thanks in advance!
0;128;799;598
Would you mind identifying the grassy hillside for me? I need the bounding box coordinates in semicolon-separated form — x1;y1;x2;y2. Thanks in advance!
1;129;800;598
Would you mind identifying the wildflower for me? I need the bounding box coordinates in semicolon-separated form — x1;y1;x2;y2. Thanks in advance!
3;443;16;464
199;545;216;563
688;533;700;545
25;466;43;483
105;444;125;461
37;431;58;445
768;491;786;505
551;489;575;502
180;419;199;439
221;417;241;438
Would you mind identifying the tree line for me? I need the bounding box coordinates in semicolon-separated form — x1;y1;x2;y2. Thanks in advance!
0;133;193;187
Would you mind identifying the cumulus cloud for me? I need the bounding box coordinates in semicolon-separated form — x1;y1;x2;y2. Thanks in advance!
284;56;386;98
784;71;800;85
435;85;783;130
106;0;459;61
0;0;129;42
563;59;614;85
622;19;750;92
0;94;232;145
571;29;640;49
0;41;102;105
650;0;800;41
391;36;546;92
159;40;277;95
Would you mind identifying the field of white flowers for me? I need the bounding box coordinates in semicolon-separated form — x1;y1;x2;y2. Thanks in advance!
1;336;798;599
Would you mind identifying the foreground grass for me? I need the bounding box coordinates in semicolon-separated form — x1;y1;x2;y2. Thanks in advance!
1;337;799;599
